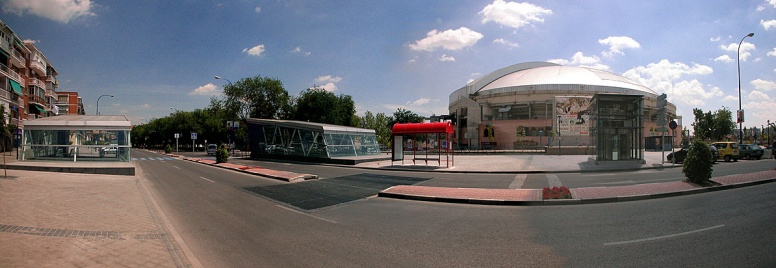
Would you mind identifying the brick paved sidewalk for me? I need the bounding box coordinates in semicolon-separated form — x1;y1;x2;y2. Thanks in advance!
380;170;776;205
0;170;189;267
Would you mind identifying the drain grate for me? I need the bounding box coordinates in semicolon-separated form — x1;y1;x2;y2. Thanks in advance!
244;173;428;210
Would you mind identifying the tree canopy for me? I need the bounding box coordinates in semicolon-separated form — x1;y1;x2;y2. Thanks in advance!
692;107;735;141
292;87;357;126
222;75;291;120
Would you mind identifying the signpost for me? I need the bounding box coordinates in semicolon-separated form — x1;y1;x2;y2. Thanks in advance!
191;132;197;152
656;94;667;163
174;133;180;153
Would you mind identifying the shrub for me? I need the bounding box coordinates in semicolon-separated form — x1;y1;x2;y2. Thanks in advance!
682;139;713;183
164;144;172;154
216;144;229;163
543;186;572;199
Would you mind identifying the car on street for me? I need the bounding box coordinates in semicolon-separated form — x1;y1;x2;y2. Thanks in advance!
667;144;718;164
206;144;218;155
737;143;764;160
712;141;739;162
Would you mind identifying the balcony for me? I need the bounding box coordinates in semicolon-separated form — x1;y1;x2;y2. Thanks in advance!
10;49;26;69
0;63;24;83
45;75;57;85
29;60;45;76
45;88;58;99
29;77;45;89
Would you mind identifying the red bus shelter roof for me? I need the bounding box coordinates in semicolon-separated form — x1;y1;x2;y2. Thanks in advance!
392;122;453;135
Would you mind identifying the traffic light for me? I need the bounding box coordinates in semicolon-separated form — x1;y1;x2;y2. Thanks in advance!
656;93;668;132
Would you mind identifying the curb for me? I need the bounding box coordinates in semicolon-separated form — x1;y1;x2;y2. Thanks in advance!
377;177;776;206
180;157;317;182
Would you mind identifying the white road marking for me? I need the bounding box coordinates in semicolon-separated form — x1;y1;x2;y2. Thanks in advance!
509;174;527;189
603;225;725;246
173;166;181;169
546;174;562;187
200;177;214;183
276;205;337;224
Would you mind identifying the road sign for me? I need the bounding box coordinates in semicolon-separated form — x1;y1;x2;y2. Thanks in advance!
669;120;677;130
174;133;180;139
191;132;197;140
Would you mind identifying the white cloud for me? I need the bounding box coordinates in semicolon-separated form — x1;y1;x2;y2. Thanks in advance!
408;27;483;51
242;44;265;56
762;19;776;30
255;6;261;13
598;36;641;58
771;0;776;7
493;38;519;47
713;55;734;63
317;83;337;92
439;54;455;62
758;5;765;11
190;83;218;95
622;60;715;104
547;52;610;70
1;0;94;23
315;75;342;84
479;0;552;29
407;98;431;106
314;75;342;92
709;36;721;42
720;42;756;61
748;90;770;100
669;80;724;106
751;79;776;91
292;46;311;56
767;48;776;57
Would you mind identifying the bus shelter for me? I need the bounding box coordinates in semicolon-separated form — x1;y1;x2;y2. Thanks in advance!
20;115;132;162
391;122;454;167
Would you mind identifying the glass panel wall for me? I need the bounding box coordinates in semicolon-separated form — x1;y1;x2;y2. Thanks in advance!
590;94;644;161
21;129;131;162
251;124;380;159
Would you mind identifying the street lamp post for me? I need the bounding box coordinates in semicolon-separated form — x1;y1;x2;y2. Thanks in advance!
215;75;236;156
96;94;114;115
737;32;754;144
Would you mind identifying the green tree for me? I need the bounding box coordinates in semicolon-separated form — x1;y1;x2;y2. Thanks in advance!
388;108;423;128
358;111;392;146
682;139;713;183
221;75;291;120
216;144;229;163
292;87;356;126
712;107;735;141
693;108;735;141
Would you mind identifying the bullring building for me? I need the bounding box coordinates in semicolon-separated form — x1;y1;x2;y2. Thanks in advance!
448;62;680;155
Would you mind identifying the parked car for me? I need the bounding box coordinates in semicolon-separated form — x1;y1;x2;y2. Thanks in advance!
667;144;718;164
737;143;764;160
712;141;739;162
206;144;218;156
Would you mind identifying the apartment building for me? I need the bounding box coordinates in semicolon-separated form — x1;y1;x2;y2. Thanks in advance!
56;91;85;116
0;19;82;129
0;19;27;126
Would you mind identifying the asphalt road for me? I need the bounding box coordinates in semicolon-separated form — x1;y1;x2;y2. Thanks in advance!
134;150;776;267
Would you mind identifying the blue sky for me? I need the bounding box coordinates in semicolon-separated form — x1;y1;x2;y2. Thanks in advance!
3;0;776;131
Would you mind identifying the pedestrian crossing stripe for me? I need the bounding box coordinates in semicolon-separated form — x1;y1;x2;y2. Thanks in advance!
131;157;177;161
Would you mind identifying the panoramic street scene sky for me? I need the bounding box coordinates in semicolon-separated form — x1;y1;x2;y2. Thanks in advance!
2;0;775;130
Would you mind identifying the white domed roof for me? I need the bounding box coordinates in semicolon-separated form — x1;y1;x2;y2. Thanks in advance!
475;62;656;96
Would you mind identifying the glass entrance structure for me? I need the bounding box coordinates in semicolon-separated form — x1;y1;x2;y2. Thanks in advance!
20;115;132;162
590;94;644;161
247;119;380;159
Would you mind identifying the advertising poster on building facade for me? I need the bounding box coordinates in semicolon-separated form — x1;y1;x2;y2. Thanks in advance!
554;96;592;136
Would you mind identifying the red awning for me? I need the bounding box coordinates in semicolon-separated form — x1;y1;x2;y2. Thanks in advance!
392;122;453;135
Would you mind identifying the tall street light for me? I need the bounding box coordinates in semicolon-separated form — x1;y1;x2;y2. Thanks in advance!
96;94;114;115
215;75;236;156
737;32;754;144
